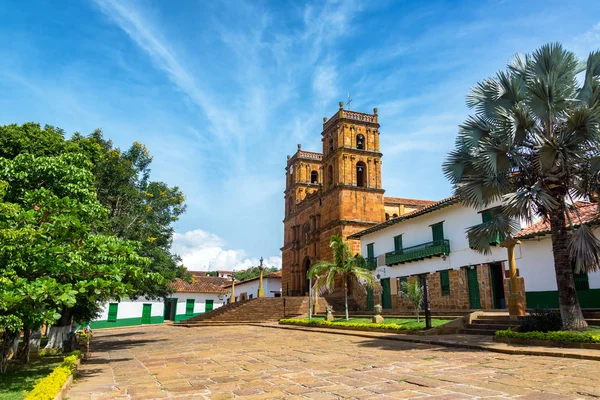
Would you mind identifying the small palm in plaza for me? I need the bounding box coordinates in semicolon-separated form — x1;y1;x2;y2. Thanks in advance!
308;235;377;321
444;43;600;329
400;279;424;323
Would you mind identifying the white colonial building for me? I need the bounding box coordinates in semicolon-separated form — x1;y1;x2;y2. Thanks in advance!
514;201;600;309
90;273;231;328
225;271;282;302
350;196;522;311
351;196;600;312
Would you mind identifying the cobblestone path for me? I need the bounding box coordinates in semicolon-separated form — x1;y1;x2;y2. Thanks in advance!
68;324;600;399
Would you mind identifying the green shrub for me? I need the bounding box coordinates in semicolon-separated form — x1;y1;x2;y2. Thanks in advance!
279;318;421;331
24;351;81;400
496;329;600;343
519;309;562;332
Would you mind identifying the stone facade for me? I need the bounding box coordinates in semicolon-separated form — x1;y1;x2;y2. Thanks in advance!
388;263;527;311
281;104;430;302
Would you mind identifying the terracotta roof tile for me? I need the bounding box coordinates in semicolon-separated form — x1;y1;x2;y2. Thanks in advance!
349;195;459;239
170;275;230;293
514;202;600;239
384;197;437;206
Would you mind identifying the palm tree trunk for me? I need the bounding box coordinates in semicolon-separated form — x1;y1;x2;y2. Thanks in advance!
549;204;588;330
344;276;349;321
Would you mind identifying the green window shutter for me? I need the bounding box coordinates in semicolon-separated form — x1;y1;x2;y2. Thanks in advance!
185;299;195;316
481;210;492;223
367;243;374;259
574;272;590;291
393;235;403;252
440;270;450;296
482;208;504;245
107;303;118;322
432;222;444;242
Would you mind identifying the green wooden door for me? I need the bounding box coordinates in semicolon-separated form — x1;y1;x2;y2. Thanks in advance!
205;300;214;312
381;278;392;309
366;286;374;311
467;267;481;309
367;243;374;258
432;222;444;242
141;304;152;324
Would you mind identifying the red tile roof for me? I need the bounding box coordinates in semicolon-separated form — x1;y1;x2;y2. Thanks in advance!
514;202;600;239
384;197;437;207
349;195;459;239
170;275;231;293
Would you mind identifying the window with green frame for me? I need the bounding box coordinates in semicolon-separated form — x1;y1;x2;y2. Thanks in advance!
393;234;403;252
107;303;118;322
481;208;504;245
398;276;408;291
431;222;444;242
574;272;590;291
185;299;195;316
439;270;450;296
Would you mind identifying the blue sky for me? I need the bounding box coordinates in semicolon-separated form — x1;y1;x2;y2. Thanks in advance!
1;0;599;271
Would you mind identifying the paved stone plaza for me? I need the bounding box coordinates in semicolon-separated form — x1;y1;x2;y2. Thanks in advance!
69;325;600;399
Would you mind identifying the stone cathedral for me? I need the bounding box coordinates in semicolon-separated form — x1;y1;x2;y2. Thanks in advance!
281;103;432;300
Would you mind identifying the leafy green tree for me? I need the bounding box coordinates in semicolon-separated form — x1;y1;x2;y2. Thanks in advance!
399;279;424;323
0;154;160;355
234;266;280;281
308;235;376;321
443;43;600;329
0;124;188;300
67;131;188;298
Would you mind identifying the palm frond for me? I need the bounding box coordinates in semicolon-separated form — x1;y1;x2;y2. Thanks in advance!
568;224;600;273
577;50;600;105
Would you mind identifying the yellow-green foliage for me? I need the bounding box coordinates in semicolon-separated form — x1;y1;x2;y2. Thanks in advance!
496;329;600;343
279;318;420;331
24;352;80;400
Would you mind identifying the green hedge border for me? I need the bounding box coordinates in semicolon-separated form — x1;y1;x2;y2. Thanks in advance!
24;351;81;400
495;329;600;343
279;318;421;332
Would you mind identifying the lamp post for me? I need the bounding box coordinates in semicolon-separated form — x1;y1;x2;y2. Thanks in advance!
230;273;236;303
258;257;265;298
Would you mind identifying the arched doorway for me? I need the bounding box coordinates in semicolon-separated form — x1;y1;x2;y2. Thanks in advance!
356;161;366;187
303;257;311;295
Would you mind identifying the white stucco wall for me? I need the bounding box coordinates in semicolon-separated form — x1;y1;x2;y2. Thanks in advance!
96;297;164;321
359;202;519;280
234;277;282;299
172;292;225;314
517;228;600;292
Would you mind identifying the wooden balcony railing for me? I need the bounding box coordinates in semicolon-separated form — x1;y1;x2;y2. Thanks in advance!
385;239;450;265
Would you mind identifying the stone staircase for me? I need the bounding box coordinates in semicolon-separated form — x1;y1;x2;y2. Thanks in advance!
460;314;520;335
177;297;315;325
583;309;600;326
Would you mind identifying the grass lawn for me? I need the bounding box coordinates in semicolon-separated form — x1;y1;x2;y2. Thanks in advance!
297;316;451;329
0;356;63;400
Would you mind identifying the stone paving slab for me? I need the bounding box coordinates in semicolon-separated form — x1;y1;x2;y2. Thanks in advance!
264;323;600;361
69;324;600;399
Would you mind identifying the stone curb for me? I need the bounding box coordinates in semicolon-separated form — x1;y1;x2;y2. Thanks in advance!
53;358;80;400
260;323;600;362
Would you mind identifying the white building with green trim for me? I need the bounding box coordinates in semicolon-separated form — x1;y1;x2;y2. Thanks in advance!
90;273;231;328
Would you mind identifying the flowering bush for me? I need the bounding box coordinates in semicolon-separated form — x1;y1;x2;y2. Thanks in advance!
24;351;81;400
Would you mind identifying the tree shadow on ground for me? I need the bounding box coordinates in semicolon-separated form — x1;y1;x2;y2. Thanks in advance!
355;335;488;354
93;338;160;351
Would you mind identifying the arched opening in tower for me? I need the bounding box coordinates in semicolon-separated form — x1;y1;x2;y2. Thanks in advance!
356;134;365;150
311;170;318;184
356;161;366;187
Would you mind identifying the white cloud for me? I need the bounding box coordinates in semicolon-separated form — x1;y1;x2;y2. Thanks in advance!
172;229;282;272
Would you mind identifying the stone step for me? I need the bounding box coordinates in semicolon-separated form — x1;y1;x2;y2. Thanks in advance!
472;319;519;326
460;328;498;335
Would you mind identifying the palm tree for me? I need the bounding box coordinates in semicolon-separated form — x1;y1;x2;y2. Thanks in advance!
443;43;600;330
308;235;377;321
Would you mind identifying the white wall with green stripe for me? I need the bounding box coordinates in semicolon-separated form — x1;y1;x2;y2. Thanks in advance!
91;298;165;329
168;293;226;322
